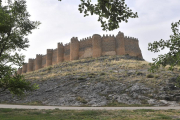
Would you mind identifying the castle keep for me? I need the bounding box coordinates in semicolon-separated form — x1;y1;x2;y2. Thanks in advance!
17;31;143;74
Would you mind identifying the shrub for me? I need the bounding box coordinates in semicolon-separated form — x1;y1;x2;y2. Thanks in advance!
100;72;106;75
76;97;87;104
146;74;154;78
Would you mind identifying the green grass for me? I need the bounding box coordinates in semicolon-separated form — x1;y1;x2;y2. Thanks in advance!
0;108;180;120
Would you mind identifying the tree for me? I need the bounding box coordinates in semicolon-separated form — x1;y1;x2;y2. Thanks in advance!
148;20;180;73
0;0;40;96
58;0;138;31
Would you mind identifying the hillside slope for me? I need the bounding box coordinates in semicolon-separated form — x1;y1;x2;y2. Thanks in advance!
1;55;180;106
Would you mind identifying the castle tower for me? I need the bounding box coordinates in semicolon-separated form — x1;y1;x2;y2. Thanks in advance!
92;34;102;58
116;31;125;55
22;63;27;73
57;43;64;63
27;59;34;72
46;49;53;67
17;68;22;75
70;37;79;61
35;54;42;70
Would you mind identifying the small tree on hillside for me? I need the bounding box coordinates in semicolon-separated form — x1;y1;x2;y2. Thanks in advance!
148;20;180;72
148;20;180;86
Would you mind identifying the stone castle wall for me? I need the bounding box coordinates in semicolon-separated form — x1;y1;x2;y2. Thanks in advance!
17;31;143;74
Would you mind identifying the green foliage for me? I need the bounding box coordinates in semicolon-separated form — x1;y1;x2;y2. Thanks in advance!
148;20;180;73
59;0;138;31
175;75;180;88
0;0;40;96
0;68;38;96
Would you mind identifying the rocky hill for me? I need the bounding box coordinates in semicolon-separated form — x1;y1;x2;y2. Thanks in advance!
1;55;180;107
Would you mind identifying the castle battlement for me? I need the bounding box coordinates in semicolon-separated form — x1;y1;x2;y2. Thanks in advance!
47;49;53;52
36;54;43;56
18;31;143;74
58;42;63;45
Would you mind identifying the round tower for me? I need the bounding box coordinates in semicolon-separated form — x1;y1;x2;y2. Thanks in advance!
70;37;79;61
35;54;42;70
22;63;27;73
46;49;53;67
92;34;102;58
17;68;22;75
116;31;125;55
27;59;34;72
57;43;64;63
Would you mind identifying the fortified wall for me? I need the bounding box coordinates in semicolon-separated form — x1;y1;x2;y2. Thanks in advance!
17;31;143;74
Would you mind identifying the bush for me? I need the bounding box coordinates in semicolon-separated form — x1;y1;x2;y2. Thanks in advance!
146;74;154;78
100;72;106;75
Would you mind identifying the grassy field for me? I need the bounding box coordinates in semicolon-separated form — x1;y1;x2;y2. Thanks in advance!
0;108;180;120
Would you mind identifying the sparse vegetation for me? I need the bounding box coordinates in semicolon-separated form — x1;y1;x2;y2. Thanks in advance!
0;108;180;120
76;96;88;104
14;55;180;107
146;74;154;78
23;55;180;90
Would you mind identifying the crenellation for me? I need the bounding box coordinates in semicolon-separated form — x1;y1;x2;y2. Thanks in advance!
19;31;143;73
102;34;116;56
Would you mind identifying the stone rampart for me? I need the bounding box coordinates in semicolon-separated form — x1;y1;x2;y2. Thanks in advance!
35;54;42;70
46;49;53;66
27;59;35;72
79;37;92;59
42;55;46;68
57;43;64;63
18;31;143;74
64;43;70;61
102;35;116;56
22;63;27;73
17;68;22;74
52;49;57;65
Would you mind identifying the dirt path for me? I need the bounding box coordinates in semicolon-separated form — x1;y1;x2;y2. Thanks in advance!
0;104;180;110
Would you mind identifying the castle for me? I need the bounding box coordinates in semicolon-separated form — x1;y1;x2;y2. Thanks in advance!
17;31;143;74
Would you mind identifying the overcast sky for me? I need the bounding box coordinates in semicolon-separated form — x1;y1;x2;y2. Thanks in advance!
14;0;180;63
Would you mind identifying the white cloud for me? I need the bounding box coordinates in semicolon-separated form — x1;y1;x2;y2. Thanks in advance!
16;0;180;63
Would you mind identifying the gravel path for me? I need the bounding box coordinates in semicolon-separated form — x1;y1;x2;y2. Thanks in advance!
0;104;180;110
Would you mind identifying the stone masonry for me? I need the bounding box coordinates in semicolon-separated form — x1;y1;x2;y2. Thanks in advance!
17;31;143;74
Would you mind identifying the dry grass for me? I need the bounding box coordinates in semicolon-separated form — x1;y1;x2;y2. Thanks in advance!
23;55;180;90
